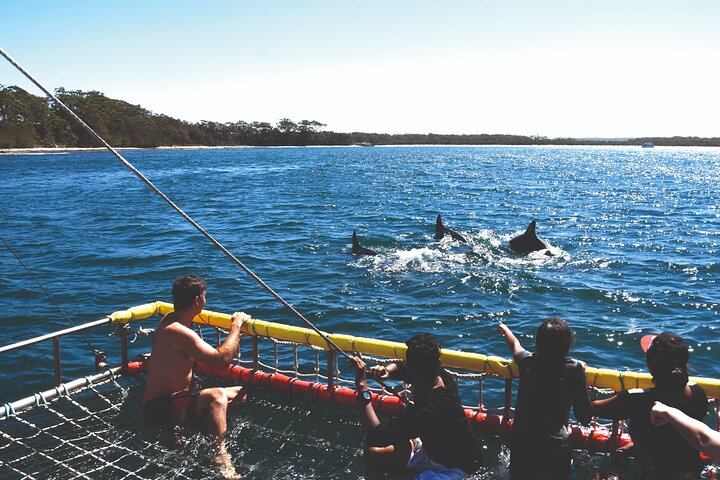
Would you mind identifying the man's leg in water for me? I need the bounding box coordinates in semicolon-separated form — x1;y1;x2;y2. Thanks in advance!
194;386;248;437
194;386;248;479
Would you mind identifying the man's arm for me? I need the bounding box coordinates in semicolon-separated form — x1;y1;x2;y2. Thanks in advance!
177;312;248;368
368;362;400;382
497;322;526;362
651;401;720;462
349;356;382;433
590;393;626;420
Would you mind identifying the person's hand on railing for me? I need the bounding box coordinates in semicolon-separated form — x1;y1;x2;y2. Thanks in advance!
348;356;368;391
230;312;250;332
368;365;389;382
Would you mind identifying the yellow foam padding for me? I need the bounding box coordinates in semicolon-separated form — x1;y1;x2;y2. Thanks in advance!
109;302;162;323
109;302;720;398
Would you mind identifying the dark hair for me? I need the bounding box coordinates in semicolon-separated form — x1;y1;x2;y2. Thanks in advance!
535;317;574;360
646;332;689;392
172;275;206;310
405;333;441;381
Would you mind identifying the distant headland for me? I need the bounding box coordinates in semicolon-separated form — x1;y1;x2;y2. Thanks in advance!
1;85;719;149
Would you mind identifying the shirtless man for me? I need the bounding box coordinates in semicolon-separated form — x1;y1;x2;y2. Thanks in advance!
143;275;248;477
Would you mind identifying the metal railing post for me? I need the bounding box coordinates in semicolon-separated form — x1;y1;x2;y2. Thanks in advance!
252;336;259;371
503;378;512;432
120;326;129;373
327;351;336;388
52;337;62;385
478;377;484;411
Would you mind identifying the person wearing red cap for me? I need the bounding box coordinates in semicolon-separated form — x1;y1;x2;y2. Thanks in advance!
591;332;708;479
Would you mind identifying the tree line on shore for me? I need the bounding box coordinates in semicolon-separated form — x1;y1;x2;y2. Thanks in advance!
2;84;719;149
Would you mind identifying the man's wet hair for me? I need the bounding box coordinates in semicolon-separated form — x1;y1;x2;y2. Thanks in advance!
172;275;207;310
405;333;441;381
646;332;689;392
535;317;574;360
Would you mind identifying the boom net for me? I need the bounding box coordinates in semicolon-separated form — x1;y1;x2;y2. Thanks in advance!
1;312;718;479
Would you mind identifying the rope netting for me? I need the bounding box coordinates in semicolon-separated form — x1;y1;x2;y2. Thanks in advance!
0;374;197;479
1;323;718;479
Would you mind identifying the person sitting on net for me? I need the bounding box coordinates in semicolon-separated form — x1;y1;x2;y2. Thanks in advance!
143;275;249;479
591;332;708;480
497;319;592;480
651;400;720;464
348;333;482;479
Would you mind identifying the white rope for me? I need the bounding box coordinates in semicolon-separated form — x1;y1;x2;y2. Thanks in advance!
64;388;194;478
0;46;352;361
0;378;194;479
0;414;97;480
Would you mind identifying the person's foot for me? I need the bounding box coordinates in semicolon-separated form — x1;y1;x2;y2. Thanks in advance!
214;445;240;479
172;433;186;447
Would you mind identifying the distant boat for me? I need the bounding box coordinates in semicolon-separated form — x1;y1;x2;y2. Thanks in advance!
642;142;655;148
353;142;375;147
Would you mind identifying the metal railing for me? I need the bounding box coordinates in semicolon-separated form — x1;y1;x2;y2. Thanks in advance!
0;317;119;386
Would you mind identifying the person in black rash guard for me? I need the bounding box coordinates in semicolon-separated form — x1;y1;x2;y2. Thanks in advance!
497;318;592;480
348;333;482;478
591;332;708;480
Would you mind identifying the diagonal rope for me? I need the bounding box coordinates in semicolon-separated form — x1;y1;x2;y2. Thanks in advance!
0;46;351;361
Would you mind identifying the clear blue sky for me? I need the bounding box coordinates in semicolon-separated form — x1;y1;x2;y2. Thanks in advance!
2;1;719;138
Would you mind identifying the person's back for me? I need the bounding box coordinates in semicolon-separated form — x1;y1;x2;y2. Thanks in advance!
498;319;591;480
512;353;586;439
623;384;706;476
592;333;708;479
143;313;197;404
351;333;482;478
651;401;720;465
378;364;479;474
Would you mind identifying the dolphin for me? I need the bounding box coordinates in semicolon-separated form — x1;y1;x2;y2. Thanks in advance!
434;214;467;243
509;220;551;255
352;230;379;256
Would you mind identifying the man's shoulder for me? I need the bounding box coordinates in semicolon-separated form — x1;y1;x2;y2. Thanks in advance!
157;319;198;343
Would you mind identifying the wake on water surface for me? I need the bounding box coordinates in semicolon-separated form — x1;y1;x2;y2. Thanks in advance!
352;228;566;274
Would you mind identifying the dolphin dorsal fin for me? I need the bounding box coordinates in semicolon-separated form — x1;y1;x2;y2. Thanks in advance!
352;230;360;249
434;214;445;239
525;220;537;237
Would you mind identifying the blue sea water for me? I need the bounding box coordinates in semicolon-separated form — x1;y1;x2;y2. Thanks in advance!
1;145;719;477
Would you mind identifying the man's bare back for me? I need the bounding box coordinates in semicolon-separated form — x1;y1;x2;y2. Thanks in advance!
143;312;205;403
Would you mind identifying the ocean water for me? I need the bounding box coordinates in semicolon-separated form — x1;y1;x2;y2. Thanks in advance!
1;145;719;478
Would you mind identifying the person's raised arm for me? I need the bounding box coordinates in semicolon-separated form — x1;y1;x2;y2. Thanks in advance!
651;401;720;462
497;322;526;362
178;311;248;368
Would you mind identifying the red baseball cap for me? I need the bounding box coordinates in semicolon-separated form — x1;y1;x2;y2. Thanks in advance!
640;334;656;353
640;333;688;359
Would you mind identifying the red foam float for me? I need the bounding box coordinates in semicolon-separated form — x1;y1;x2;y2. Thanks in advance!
128;359;646;454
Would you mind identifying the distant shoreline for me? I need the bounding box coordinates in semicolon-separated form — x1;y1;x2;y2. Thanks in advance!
0;146;252;155
4;143;720;155
3;86;720;151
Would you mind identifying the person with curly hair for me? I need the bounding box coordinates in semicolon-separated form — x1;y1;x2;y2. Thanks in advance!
349;333;482;478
